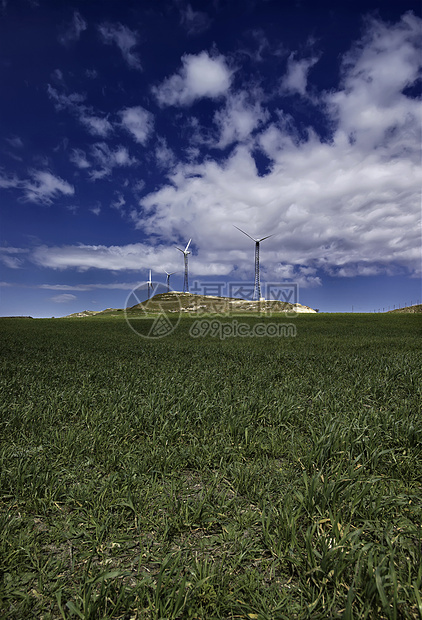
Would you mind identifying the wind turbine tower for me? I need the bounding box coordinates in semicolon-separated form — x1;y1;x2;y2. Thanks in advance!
234;226;273;301
147;269;152;300
165;270;176;293
176;239;191;293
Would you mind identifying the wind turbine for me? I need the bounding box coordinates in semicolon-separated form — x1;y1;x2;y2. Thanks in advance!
147;269;152;300
165;270;176;293
176;239;191;293
234;226;273;301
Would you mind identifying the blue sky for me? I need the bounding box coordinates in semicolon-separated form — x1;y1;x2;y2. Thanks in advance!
1;0;421;317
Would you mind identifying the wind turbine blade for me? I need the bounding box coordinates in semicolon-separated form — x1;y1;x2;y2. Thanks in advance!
257;234;274;242
175;247;184;253
185;239;192;252
233;225;256;242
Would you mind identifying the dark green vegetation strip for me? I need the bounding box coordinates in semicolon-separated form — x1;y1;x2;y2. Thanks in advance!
1;315;421;619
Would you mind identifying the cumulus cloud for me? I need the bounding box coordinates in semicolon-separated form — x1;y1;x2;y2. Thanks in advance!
119;106;154;145
14;12;421;288
98;22;142;70
152;51;232;106
213;91;269;148
128;13;421;281
281;53;319;96
58;11;87;46
327;11;422;153
138;12;422;279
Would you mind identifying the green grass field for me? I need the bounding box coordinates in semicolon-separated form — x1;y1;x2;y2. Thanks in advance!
1;314;421;619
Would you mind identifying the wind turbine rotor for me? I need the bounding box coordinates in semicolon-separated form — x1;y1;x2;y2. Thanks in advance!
165;270;176;293
233;225;257;242
176;239;192;293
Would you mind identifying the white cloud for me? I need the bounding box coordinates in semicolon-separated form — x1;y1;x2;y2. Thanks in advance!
11;12;420;288
31;243;181;272
281;53;319;96
22;171;75;205
0;169;74;205
213;91;269;148
131;180;146;196
69;148;90;169
155;137;176;170
52;68;64;83
137;14;422;284
50;293;77;303
1;280;148;293
89;143;137;180
0;247;28;269
111;193;126;211
152;51;232;106
47;85;84;110
239;29;283;63
327;11;422;153
119;106;154;145
85;68;98;79
40;282;139;291
0;170;20;189
177;1;212;35
80;114;113;137
98;22;142;70
114;148;133;166
59;11;87;46
5;136;23;149
47;86;113;137
29;236;322;286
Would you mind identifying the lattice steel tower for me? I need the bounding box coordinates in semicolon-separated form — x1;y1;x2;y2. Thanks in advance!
234;226;273;301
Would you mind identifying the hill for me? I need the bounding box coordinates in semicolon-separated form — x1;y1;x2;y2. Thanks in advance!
64;292;317;318
388;304;422;314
